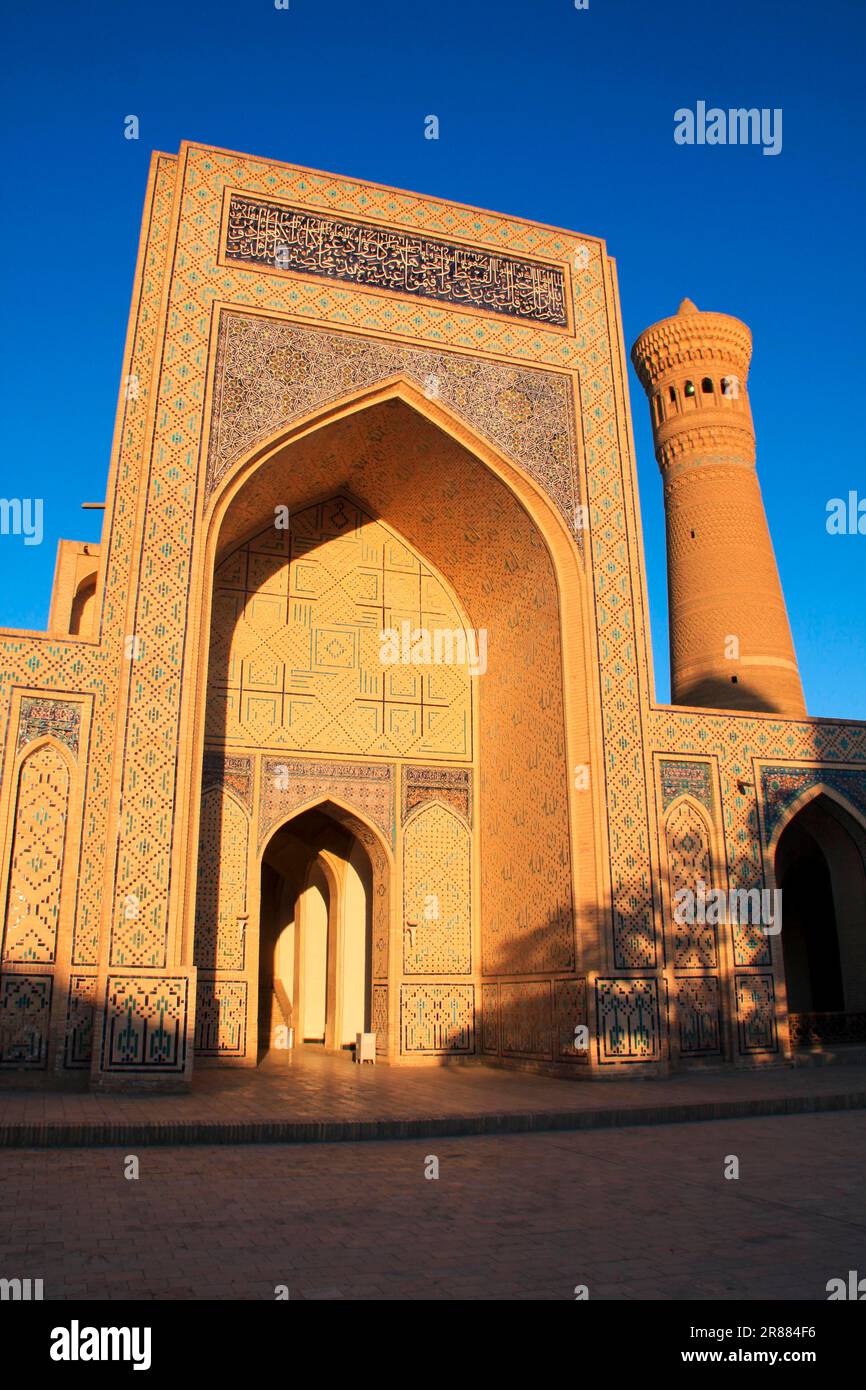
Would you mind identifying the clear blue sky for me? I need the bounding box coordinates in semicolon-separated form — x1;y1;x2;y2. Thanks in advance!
1;0;863;717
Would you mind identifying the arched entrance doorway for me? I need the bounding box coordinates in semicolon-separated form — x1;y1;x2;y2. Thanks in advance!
258;805;374;1059
188;385;591;1071
776;792;866;1047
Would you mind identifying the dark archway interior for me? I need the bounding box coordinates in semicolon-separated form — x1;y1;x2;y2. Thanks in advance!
776;816;844;1013
69;576;96;636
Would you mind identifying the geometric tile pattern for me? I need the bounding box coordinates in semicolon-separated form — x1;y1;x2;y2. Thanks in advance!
372;983;388;1056
664;799;718;970
733;921;774;971
675;976;722;1056
193;788;249;972
596;978;661;1062
103;976;188;1071
403;803;471;974
0;972;52;1068
735;973;777;1054
194;979;247;1056
207;496;472;762
400;983;474;1053
2;744;70;964
207;313;582;542
99;155;180;972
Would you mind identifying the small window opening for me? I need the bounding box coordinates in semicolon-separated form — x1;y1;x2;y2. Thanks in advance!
701;377;714;394
669;386;677;403
684;380;696;398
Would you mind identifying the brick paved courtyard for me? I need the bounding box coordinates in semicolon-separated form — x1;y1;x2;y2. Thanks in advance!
1;1110;863;1300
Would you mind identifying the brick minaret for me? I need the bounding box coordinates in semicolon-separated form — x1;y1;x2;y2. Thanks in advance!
631;298;806;715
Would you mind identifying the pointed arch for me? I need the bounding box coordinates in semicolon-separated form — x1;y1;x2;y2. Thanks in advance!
403;799;472;976
661;793;719;971
2;739;73;964
203;373;581;573
766;781;866;867
771;785;866;1027
259;793;396;871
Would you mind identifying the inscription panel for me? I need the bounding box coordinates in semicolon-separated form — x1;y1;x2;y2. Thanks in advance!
224;195;568;327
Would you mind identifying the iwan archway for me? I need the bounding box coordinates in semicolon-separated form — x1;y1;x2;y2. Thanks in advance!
184;381;599;1070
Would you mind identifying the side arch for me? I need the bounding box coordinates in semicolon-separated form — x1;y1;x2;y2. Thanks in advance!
765;782;866;867
1;738;74;966
769;785;866;1033
0;736;79;1072
403;800;472;977
660;793;726;1061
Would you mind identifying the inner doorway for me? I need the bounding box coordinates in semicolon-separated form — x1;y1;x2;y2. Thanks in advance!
258;805;373;1060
